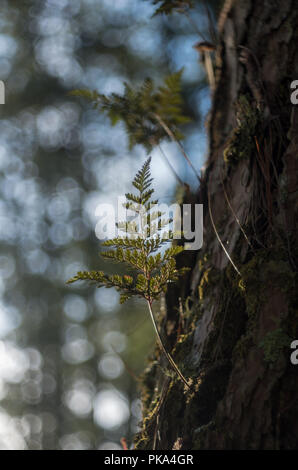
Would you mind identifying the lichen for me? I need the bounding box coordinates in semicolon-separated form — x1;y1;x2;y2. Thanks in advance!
136;228;297;449
223;94;262;165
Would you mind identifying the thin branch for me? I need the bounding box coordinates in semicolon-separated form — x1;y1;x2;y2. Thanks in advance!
208;188;241;276
152;112;201;183
158;144;184;186
220;171;254;252
147;300;190;389
182;9;208;42
202;0;217;44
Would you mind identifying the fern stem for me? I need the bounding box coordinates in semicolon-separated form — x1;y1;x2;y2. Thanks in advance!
182;10;208;42
158;144;184;186
202;0;217;44
207;188;241;276
147;300;190;389
152;112;201;183
220;171;254;252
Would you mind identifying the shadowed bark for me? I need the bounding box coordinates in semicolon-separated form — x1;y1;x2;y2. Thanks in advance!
136;0;298;450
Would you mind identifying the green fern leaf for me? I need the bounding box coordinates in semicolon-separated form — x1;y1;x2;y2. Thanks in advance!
67;158;191;388
70;73;190;152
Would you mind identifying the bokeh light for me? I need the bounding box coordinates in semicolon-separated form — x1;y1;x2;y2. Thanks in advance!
0;0;210;449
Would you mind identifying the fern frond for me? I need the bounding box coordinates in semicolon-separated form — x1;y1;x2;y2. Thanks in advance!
67;158;190;388
70;73;190;152
150;0;193;16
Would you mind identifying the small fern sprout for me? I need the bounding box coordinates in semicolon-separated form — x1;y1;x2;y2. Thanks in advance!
67;157;190;388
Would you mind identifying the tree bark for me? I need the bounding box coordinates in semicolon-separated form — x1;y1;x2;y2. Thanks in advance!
135;0;298;450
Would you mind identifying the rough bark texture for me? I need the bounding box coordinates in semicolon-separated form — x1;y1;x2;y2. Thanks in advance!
135;0;298;450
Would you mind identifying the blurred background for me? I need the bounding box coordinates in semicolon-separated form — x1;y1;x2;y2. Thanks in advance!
0;0;214;449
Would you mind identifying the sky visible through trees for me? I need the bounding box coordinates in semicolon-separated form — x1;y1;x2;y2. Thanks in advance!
0;0;211;449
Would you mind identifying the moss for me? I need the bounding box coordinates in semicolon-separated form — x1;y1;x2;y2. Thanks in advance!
134;431;150;449
135;356;193;449
195;241;295;374
196;255;221;303
239;253;267;327
223;94;262;165
139;360;159;416
137;377;190;449
136;230;297;449
172;331;197;378
259;327;291;365
231;241;297;365
134;378;162;448
240;244;295;311
198;268;211;301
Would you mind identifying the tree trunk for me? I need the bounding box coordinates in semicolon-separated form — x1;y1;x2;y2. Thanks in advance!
135;0;298;450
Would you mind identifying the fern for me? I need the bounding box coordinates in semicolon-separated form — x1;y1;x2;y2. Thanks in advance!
150;0;194;16
70;70;190;152
67;158;190;387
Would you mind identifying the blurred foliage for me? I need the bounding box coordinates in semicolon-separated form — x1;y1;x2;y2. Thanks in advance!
0;0;213;450
150;0;194;16
71;70;191;151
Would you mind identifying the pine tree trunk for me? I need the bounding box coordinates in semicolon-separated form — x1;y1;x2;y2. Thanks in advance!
136;0;298;450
